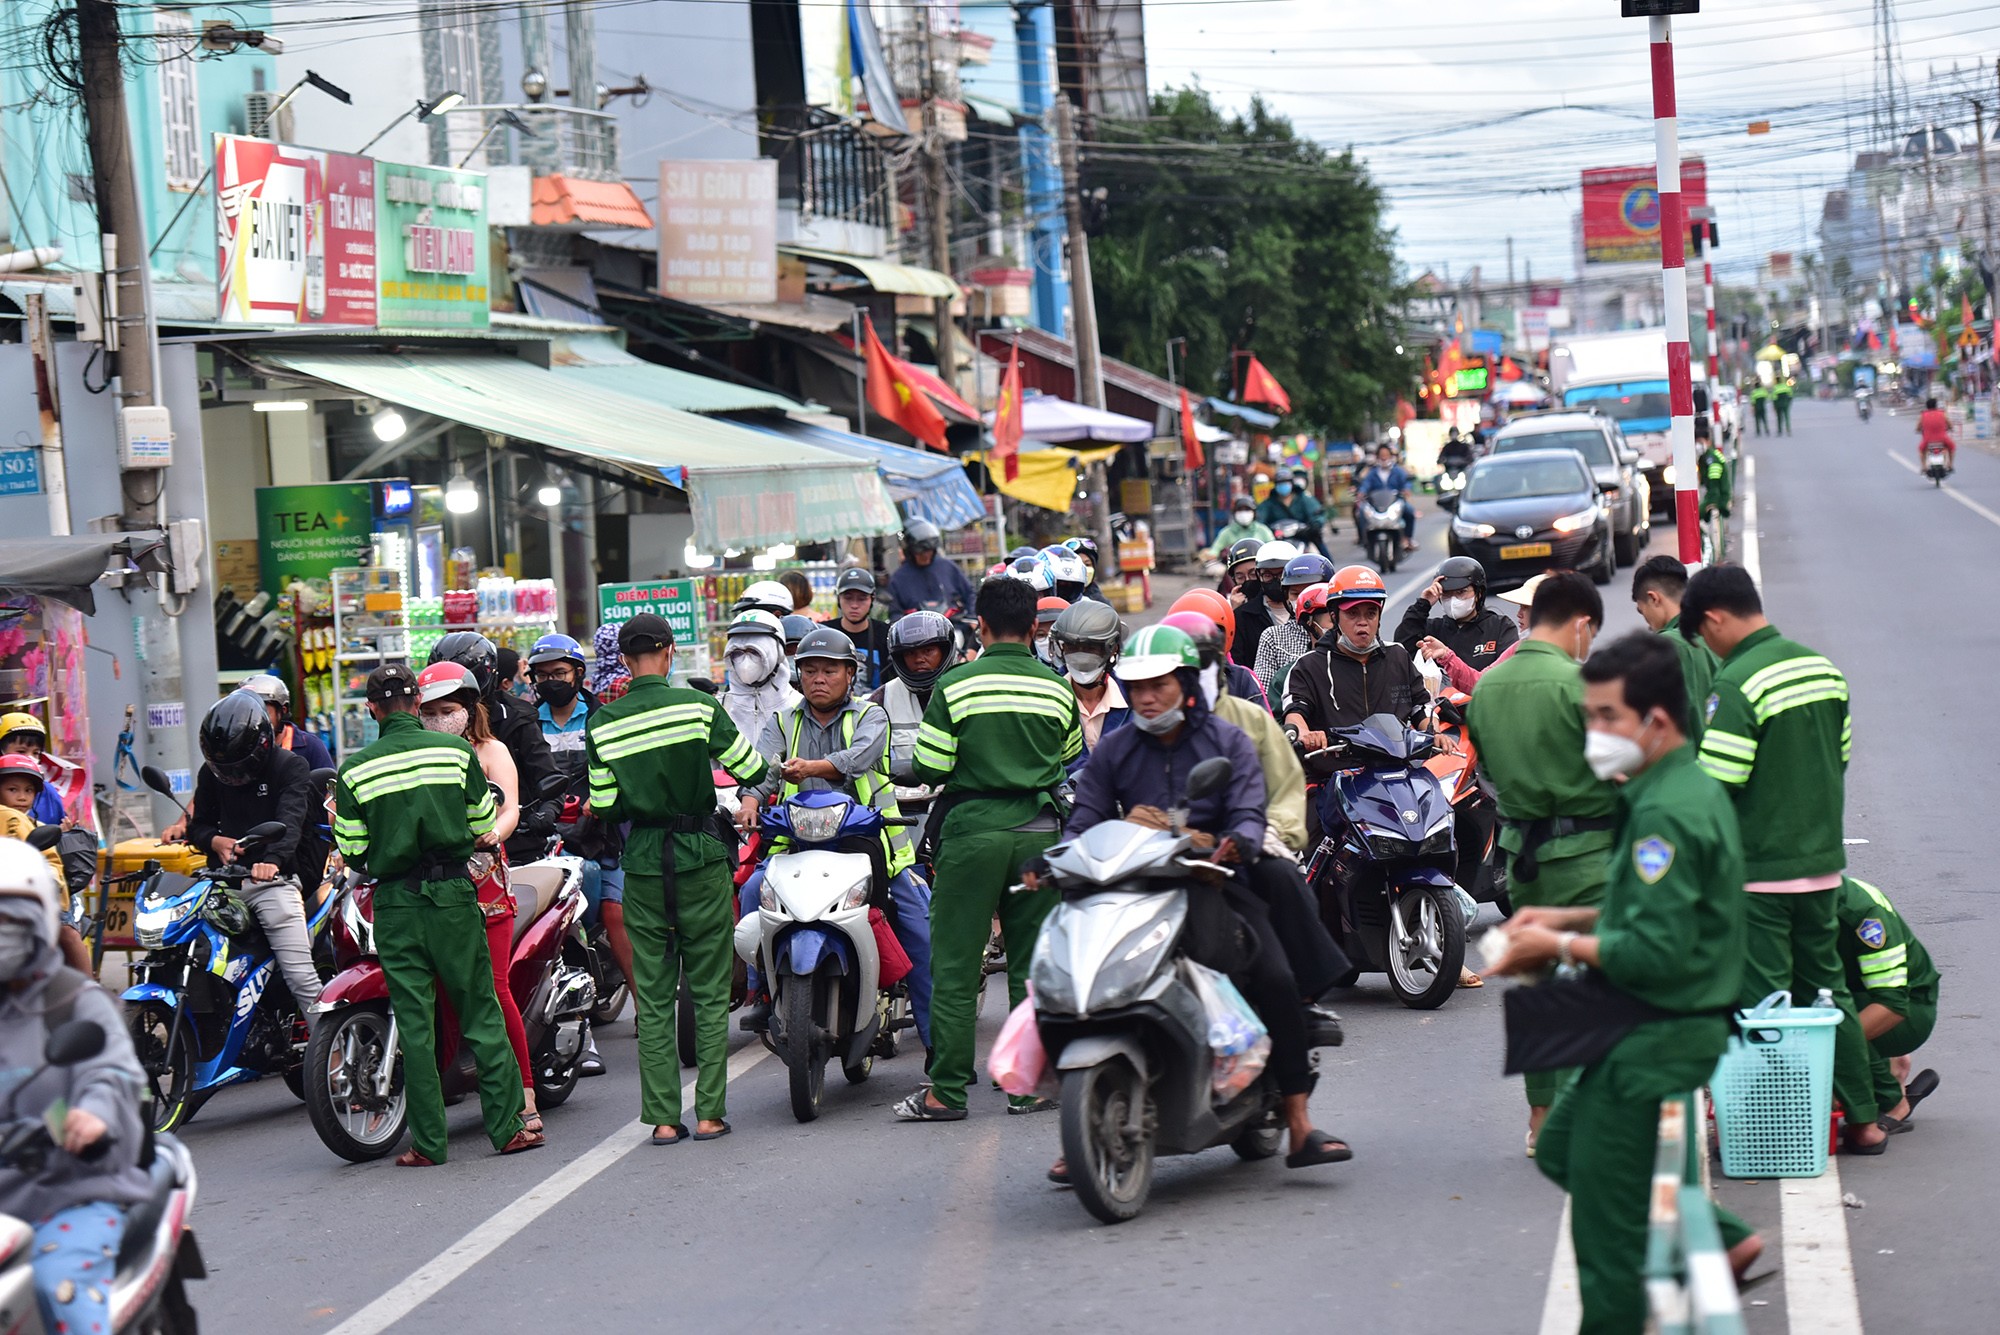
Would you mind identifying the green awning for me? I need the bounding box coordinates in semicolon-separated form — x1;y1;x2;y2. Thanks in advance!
260;349;899;551
550;335;808;414
779;245;961;299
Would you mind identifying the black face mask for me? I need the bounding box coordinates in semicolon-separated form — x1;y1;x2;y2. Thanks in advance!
535;680;580;708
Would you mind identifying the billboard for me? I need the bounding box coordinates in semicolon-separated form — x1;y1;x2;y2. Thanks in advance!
216;135;378;325
1581;160;1708;265
375;161;491;329
658;160;779;305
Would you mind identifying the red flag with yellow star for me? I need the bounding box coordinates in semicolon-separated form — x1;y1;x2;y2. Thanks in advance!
864;316;949;451
992;342;1024;482
1241;355;1292;414
1180;388;1204;471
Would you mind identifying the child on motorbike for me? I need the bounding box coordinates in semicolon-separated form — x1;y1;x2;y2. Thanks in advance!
0;840;154;1333
0;757;89;973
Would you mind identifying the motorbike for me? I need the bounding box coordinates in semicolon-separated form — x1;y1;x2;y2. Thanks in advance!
302;845;598;1162
733;790;917;1121
122;764;343;1132
1435;464;1469;501
1030;757;1324;1224
1855;388;1872;422
0;1020;204;1333
1358;488;1408;574
1925;440;1952;486
1298;709;1467;1009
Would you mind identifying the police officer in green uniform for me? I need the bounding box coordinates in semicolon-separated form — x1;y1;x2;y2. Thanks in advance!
333;664;540;1166
584;614;769;1144
894;576;1082;1121
1772;376;1794;435
1748;379;1770;435
1491;632;1759;1335
1466;572;1617;1146
1630;556;1719;744
1682;566;1886;1153
1836;877;1941;1133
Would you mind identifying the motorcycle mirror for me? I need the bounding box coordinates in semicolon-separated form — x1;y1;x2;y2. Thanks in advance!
307;767;337;788
141;765;177;798
242;820;289;845
1185;757;1235;803
44;1019;105;1067
25;824;62;852
1434;697;1466;727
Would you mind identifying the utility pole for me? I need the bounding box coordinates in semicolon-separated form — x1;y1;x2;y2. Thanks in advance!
1506;236;1515;290
1055;92;1114;560
919;14;957;393
1975;98;1995;319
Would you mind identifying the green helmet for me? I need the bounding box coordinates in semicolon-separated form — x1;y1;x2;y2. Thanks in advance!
1114;624;1200;682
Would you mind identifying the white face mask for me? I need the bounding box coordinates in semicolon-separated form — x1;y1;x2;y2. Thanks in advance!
422;706;469;737
1584;712;1662;782
1233;510;1254;526
727;640;782;686
1198;662;1222;707
1064;650;1109;686
1443;594;1476;620
1132;705;1185;736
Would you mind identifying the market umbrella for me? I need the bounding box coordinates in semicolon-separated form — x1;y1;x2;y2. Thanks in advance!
1755;343;1788;362
0;534;170;616
1490;381;1548;406
984;392;1154;444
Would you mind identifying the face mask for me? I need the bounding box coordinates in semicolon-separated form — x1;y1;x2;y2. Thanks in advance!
422;707;469;737
1276;482;1293;496
728;641;781;686
1198;662;1222;707
1233;510;1254;526
1443;594;1476;620
1132;705;1185;736
1585;725;1650;782
0;919;41;982
535;680;579;708
1570;620;1595;664
1064;650;1108;686
1337;632;1378;657
1035;634;1055;665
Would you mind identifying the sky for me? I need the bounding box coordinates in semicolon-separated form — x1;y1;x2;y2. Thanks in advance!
1142;0;1995;288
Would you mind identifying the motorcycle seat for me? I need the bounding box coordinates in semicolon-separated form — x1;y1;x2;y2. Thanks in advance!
508;864;567;944
114;1152;178;1277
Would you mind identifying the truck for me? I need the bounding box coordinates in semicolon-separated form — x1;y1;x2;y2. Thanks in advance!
1548;329;1712;516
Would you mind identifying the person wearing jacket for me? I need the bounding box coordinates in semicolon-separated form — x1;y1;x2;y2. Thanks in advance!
1205;498;1273;558
0;841;154;1334
1353;444;1418;552
0;714;74;828
833;568;895;690
1255;468;1328;556
1253;553;1336;701
1281;568;1429;782
1394;557;1517;674
889;520;976;617
720;611;801;761
1233;540;1298;671
427;633;560;868
1061;625;1350;1172
1049;601;1130;764
239;675;336;772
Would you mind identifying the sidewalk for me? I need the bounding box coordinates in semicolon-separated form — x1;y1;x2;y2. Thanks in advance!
1112;565;1214;629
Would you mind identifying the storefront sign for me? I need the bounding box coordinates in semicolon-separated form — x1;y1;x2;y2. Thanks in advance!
1581;160;1707;265
597;579;705;650
376;162;491;328
255;483;377;593
658;160;778;305
0;449;40;496
215;135;378;325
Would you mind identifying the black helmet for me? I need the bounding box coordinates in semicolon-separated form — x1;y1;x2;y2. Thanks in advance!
888;610;959;691
835;567;876;596
794;625;860;668
1225;537;1263;570
780;614;814;650
429;631;499;694
1437;555;1487;598
199;691;275;787
904;520;943;557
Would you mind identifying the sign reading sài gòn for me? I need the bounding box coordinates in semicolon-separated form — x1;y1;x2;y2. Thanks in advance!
657;160;778;305
597;579;705;651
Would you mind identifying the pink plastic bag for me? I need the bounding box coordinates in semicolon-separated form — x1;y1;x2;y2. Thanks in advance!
989;990;1051;1098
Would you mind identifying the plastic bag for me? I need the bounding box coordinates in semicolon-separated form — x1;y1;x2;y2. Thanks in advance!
869;906;913;987
1185;961;1271;1100
1414;647;1444;696
990;990;1052;1098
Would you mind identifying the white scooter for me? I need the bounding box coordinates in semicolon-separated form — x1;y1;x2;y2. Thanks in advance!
1358;487;1409;573
1924;440;1952;486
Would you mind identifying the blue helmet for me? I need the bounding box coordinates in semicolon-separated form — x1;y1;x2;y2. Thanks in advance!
527;632;587;670
1281;552;1335;588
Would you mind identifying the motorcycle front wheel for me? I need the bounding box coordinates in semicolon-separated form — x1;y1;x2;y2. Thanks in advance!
305;1001;407;1162
1061;1060;1156;1224
128;1001;194;1133
784;974;827;1122
1386;886;1466;1010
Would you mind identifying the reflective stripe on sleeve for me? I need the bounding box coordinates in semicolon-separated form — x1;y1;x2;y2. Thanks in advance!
913;720;958;773
1697;729;1757;784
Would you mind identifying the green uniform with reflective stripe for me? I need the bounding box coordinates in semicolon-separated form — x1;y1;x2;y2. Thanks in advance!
334;711;520;1160
1836;877;1940;1113
1660;615;1718;745
911;642;1080;1111
585;675;768;1127
777;704;913;874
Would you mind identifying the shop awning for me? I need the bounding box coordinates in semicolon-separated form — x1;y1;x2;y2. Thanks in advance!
1206;397;1282;429
781;245;962;300
989;393;1153;444
550;335;807;413
966;444;1120;514
0;534;171;615
739;418;987;530
259;350;900;552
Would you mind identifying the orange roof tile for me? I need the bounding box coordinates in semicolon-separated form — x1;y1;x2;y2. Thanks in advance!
531;175;653;229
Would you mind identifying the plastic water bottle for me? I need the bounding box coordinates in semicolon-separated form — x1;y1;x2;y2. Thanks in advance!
1811;988;1836;1009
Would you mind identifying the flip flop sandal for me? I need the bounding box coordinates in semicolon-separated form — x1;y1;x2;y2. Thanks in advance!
395;1149;439;1168
522;1113;545;1135
1006;1097;1058;1116
649;1124;691;1146
1047;1161;1071;1186
1902;1068;1939;1116
692;1120;732;1141
1285;1130;1353;1169
1841;1132;1889;1156
499;1129;546;1155
893;1090;967;1121
1458;969;1485;989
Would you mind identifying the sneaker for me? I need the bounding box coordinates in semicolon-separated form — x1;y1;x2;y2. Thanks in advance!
1304;1004;1345;1048
738;995;772;1034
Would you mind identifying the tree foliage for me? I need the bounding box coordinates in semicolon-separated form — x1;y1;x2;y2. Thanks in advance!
1085;87;1413;437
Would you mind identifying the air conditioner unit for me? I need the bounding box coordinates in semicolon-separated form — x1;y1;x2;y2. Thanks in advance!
243;89;291;141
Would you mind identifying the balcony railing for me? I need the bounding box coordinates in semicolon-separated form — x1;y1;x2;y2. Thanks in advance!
772;108;890;231
448;104;622;182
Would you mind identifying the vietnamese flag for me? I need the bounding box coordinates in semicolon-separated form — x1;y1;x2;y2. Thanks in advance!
1241;355;1292;414
1179;388;1204;472
863;316;949;451
991;342;1024;482
1498;355;1523;381
1963;292;1978;340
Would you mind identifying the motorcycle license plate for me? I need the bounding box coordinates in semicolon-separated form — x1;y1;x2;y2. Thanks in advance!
1499;542;1552;559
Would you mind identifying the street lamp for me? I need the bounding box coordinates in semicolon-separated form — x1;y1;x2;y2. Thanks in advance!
356;91;466;156
456;108;537;170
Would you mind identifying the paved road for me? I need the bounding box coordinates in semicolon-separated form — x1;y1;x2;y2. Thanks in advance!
163;398;1988;1333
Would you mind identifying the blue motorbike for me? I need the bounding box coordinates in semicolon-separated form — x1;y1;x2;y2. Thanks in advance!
123;815;335;1132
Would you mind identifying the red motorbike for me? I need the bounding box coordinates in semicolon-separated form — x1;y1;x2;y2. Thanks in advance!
301;852;597;1162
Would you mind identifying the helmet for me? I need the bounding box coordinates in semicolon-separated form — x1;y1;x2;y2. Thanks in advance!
1330;565;1388;606
0;754;46;796
1224;537;1263;570
735;580;794;619
1254;540;1299;573
1228;495;1255;513
1436;555;1487;598
1063;536;1099;569
794;625;860;668
1158;611;1225;667
0;713;44;755
527;633;587;670
835;567;876;597
779;614;815;648
905;520;944;556
1006;545;1039;563
1038;546;1089;590
1035;596;1070;629
1051;600;1122;654
1008;556;1055;594
1294;582;1335;619
428;631;499;693
1114;624;1201;682
1281;552;1335;588
1167;588;1236;654
0;839;61;944
417;661;479;706
727;609;785;642
198;691;275;787
887;610;959;690
239;675;291;711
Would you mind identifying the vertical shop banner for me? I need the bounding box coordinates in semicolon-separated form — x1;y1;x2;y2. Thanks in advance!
215;135;378;325
658;160;778;304
376;162;491;328
597;579;706;650
1580;160;1707;265
255;483;377;593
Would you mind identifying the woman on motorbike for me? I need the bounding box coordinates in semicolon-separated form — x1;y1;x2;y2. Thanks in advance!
1916;396;1955;472
0;840;153;1333
415;663;540;1133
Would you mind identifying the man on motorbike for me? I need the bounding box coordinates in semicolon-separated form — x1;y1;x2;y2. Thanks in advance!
870;611;959;796
1252;554;1335;701
1353;444;1417;553
1438;427;1475;474
1255;468;1327;557
1217;535;1264;602
427;632;560;869
889;520;976;617
721;610;801;757
1207;497;1273;561
1233;540;1299;671
1062;537;1112;607
187;692;324;1020
1394;555;1517;676
1630;556;1718;744
1915;396;1956;472
333;666;539;1164
1058;626;1351;1171
832;568;894;691
1281;566;1428;771
1049;601;1129;761
0;841;155;1333
735;628;933;1048
240;674;335;772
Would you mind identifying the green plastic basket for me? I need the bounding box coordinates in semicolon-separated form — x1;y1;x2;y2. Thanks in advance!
1712;991;1844;1179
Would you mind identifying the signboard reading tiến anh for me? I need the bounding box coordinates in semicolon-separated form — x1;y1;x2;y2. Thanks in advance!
657;160;778;305
375;161;491;329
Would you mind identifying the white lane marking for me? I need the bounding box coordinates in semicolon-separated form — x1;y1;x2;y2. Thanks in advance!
1740;453;1761;584
1781;1161;1865;1335
326;1043;770;1335
1538;1197;1582;1335
1886;448;2000;528
1384;556;1446;611
1843;838;1869;845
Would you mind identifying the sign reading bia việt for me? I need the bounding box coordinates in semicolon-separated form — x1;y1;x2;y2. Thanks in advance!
215;134;379;325
255;483;376;593
376;161;491;328
597;579;706;651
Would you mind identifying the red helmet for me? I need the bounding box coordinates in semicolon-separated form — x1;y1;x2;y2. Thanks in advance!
0;753;45;795
1035;596;1070;627
1330;565;1387;606
1293;581;1336;619
417;660;480;706
1167;587;1237;653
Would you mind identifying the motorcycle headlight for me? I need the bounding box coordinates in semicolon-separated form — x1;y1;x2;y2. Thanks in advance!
1366;831;1418;860
1551;507;1598;534
135;884;203;949
1661;464;1678;486
1029;932;1078;1015
760;879;779;912
1086;917;1177;1013
786;801;847;844
1453;517;1496;539
1419;824;1456;856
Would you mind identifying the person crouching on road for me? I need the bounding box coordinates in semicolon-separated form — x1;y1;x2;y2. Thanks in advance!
333;665;541;1166
1488;631;1761;1334
1835;877;1941;1135
585;615;769;1145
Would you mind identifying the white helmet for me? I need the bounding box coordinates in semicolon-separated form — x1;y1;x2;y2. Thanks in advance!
1038;546;1089;588
1253;540;1300;573
240;673;291;710
725;609;785;643
0;839;60;944
735;581;794;619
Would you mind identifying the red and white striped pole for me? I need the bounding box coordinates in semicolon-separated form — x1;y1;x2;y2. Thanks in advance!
1690;206;1719;436
1649;14;1700;565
